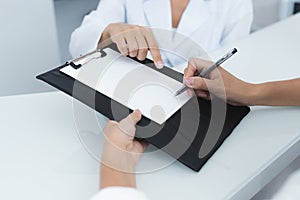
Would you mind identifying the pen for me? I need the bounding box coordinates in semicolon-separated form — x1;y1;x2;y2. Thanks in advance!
175;48;238;96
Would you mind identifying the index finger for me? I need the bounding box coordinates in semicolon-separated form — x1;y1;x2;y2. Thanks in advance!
184;58;214;78
184;58;205;81
143;28;164;69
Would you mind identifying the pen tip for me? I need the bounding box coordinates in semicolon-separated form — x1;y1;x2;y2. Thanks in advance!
232;48;238;54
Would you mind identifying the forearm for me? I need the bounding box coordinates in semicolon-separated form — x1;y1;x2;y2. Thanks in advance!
249;78;300;106
100;164;136;189
100;139;138;189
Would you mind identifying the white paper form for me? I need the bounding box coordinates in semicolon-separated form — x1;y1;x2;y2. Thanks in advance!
60;48;191;125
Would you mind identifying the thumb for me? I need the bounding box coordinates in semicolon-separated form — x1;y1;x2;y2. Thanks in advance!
118;110;142;137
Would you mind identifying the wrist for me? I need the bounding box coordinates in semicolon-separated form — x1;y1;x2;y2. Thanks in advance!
102;143;137;171
100;163;136;189
246;83;265;106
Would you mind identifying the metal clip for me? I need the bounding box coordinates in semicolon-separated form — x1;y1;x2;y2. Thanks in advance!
67;48;107;69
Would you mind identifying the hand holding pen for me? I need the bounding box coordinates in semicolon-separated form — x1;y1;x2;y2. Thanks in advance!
178;48;255;106
176;48;237;96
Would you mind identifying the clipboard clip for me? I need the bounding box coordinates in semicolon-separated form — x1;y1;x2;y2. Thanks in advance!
67;48;107;69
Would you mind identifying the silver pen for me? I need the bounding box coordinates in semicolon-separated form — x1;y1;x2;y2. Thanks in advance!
175;48;238;96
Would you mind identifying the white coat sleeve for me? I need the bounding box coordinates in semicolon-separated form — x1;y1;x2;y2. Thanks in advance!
69;0;126;58
90;187;149;200
221;0;254;46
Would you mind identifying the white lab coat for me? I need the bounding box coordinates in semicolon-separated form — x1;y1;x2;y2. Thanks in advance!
90;169;300;200
70;0;253;68
90;187;148;200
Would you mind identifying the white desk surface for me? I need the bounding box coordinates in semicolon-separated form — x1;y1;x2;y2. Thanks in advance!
1;14;300;200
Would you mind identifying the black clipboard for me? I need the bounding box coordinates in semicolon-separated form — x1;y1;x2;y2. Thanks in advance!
36;44;250;171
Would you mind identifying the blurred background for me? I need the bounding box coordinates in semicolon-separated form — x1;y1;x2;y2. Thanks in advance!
0;0;299;96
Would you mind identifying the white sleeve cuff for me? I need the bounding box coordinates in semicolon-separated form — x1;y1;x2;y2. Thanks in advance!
90;187;149;200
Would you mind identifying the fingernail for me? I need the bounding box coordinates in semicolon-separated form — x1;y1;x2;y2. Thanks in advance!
155;61;164;69
134;109;141;117
134;109;140;113
186;78;194;86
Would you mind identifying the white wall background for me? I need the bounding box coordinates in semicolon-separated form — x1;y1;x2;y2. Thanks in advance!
54;0;99;62
0;0;60;96
252;0;282;31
